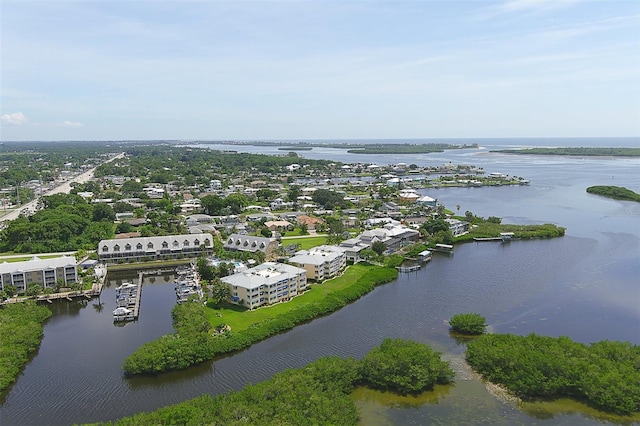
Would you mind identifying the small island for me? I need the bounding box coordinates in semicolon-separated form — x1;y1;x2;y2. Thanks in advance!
586;185;640;202
492;147;640;157
346;143;478;154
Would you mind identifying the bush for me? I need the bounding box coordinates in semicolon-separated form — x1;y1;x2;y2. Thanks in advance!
449;313;487;335
361;338;454;394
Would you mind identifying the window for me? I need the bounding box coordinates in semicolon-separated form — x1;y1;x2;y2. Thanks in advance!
183;240;190;246
195;239;201;246
162;241;169;249
147;242;154;249
173;240;179;247
113;244;120;252
125;244;131;251
136;243;143;250
102;245;109;252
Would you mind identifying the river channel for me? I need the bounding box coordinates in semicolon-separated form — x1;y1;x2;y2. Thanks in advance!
1;138;639;425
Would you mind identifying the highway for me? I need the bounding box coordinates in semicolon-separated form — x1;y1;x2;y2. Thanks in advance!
0;152;125;223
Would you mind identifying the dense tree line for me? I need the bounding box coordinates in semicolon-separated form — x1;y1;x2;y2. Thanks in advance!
123;266;398;375
466;333;640;415
586;185;640;202
94;146;335;185
97;339;452;426
0;193;116;253
0;302;52;391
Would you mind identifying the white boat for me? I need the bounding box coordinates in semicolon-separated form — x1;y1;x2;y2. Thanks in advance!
113;307;132;316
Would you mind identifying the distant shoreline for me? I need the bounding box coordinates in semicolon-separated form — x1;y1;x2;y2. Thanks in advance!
491;147;640;157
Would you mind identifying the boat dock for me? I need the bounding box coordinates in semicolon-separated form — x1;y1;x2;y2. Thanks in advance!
473;233;515;242
433;243;454;254
113;272;143;322
36;291;92;303
175;263;203;303
396;265;421;273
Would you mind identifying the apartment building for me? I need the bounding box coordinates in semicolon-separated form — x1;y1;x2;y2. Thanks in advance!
289;245;346;282
0;255;78;292
98;233;213;264
221;262;307;309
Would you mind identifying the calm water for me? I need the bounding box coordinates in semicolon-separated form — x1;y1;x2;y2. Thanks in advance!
1;138;639;425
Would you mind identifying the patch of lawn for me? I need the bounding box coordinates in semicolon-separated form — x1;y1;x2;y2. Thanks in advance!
281;235;328;250
205;263;378;332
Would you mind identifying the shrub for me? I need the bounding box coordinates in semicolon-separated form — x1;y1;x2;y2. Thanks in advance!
361;338;454;394
449;313;487;335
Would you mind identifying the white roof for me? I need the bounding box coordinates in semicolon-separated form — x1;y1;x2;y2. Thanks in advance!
221;262;305;290
0;255;77;275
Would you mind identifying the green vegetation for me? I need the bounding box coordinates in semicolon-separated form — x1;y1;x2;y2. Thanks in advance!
0;193;116;253
449;313;487;335
586;185;640;202
492;147;640;157
95;339;452;426
280;235;328;250
361;338;454;394
466;334;640;415
122;302;216;374
454;222;565;242
123;264;398;375
0;302;52;391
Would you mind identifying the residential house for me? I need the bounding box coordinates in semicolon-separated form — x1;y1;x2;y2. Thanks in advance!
445;218;470;236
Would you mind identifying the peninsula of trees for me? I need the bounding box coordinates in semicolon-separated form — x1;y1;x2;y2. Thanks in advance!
95;339;453;425
466;334;640;415
492;147;640;157
586;185;640;202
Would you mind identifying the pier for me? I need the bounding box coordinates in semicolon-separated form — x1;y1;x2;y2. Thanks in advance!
396;265;421;273
113;272;143;322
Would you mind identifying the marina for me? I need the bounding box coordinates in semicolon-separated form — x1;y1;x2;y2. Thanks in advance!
174;263;204;304
113;273;143;322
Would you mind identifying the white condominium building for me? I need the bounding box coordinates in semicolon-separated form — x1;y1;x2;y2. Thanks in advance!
0;255;78;292
289;245;346;282
221;262;307;309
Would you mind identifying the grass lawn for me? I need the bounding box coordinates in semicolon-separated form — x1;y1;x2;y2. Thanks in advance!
280;235;328;250
205;263;378;332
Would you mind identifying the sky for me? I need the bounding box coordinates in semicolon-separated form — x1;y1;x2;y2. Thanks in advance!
1;0;639;141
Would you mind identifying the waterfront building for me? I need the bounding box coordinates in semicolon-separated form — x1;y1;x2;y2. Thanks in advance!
98;233;213;264
289;245;346;282
223;234;279;258
221;262;307;309
445;218;470;236
0;255;78;292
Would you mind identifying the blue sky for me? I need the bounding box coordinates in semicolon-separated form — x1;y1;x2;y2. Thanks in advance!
1;0;639;141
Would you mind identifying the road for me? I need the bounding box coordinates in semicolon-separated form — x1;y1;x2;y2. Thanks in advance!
0;152;125;223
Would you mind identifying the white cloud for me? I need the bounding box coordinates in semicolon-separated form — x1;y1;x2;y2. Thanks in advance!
501;0;583;13
1;112;28;125
60;120;84;128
